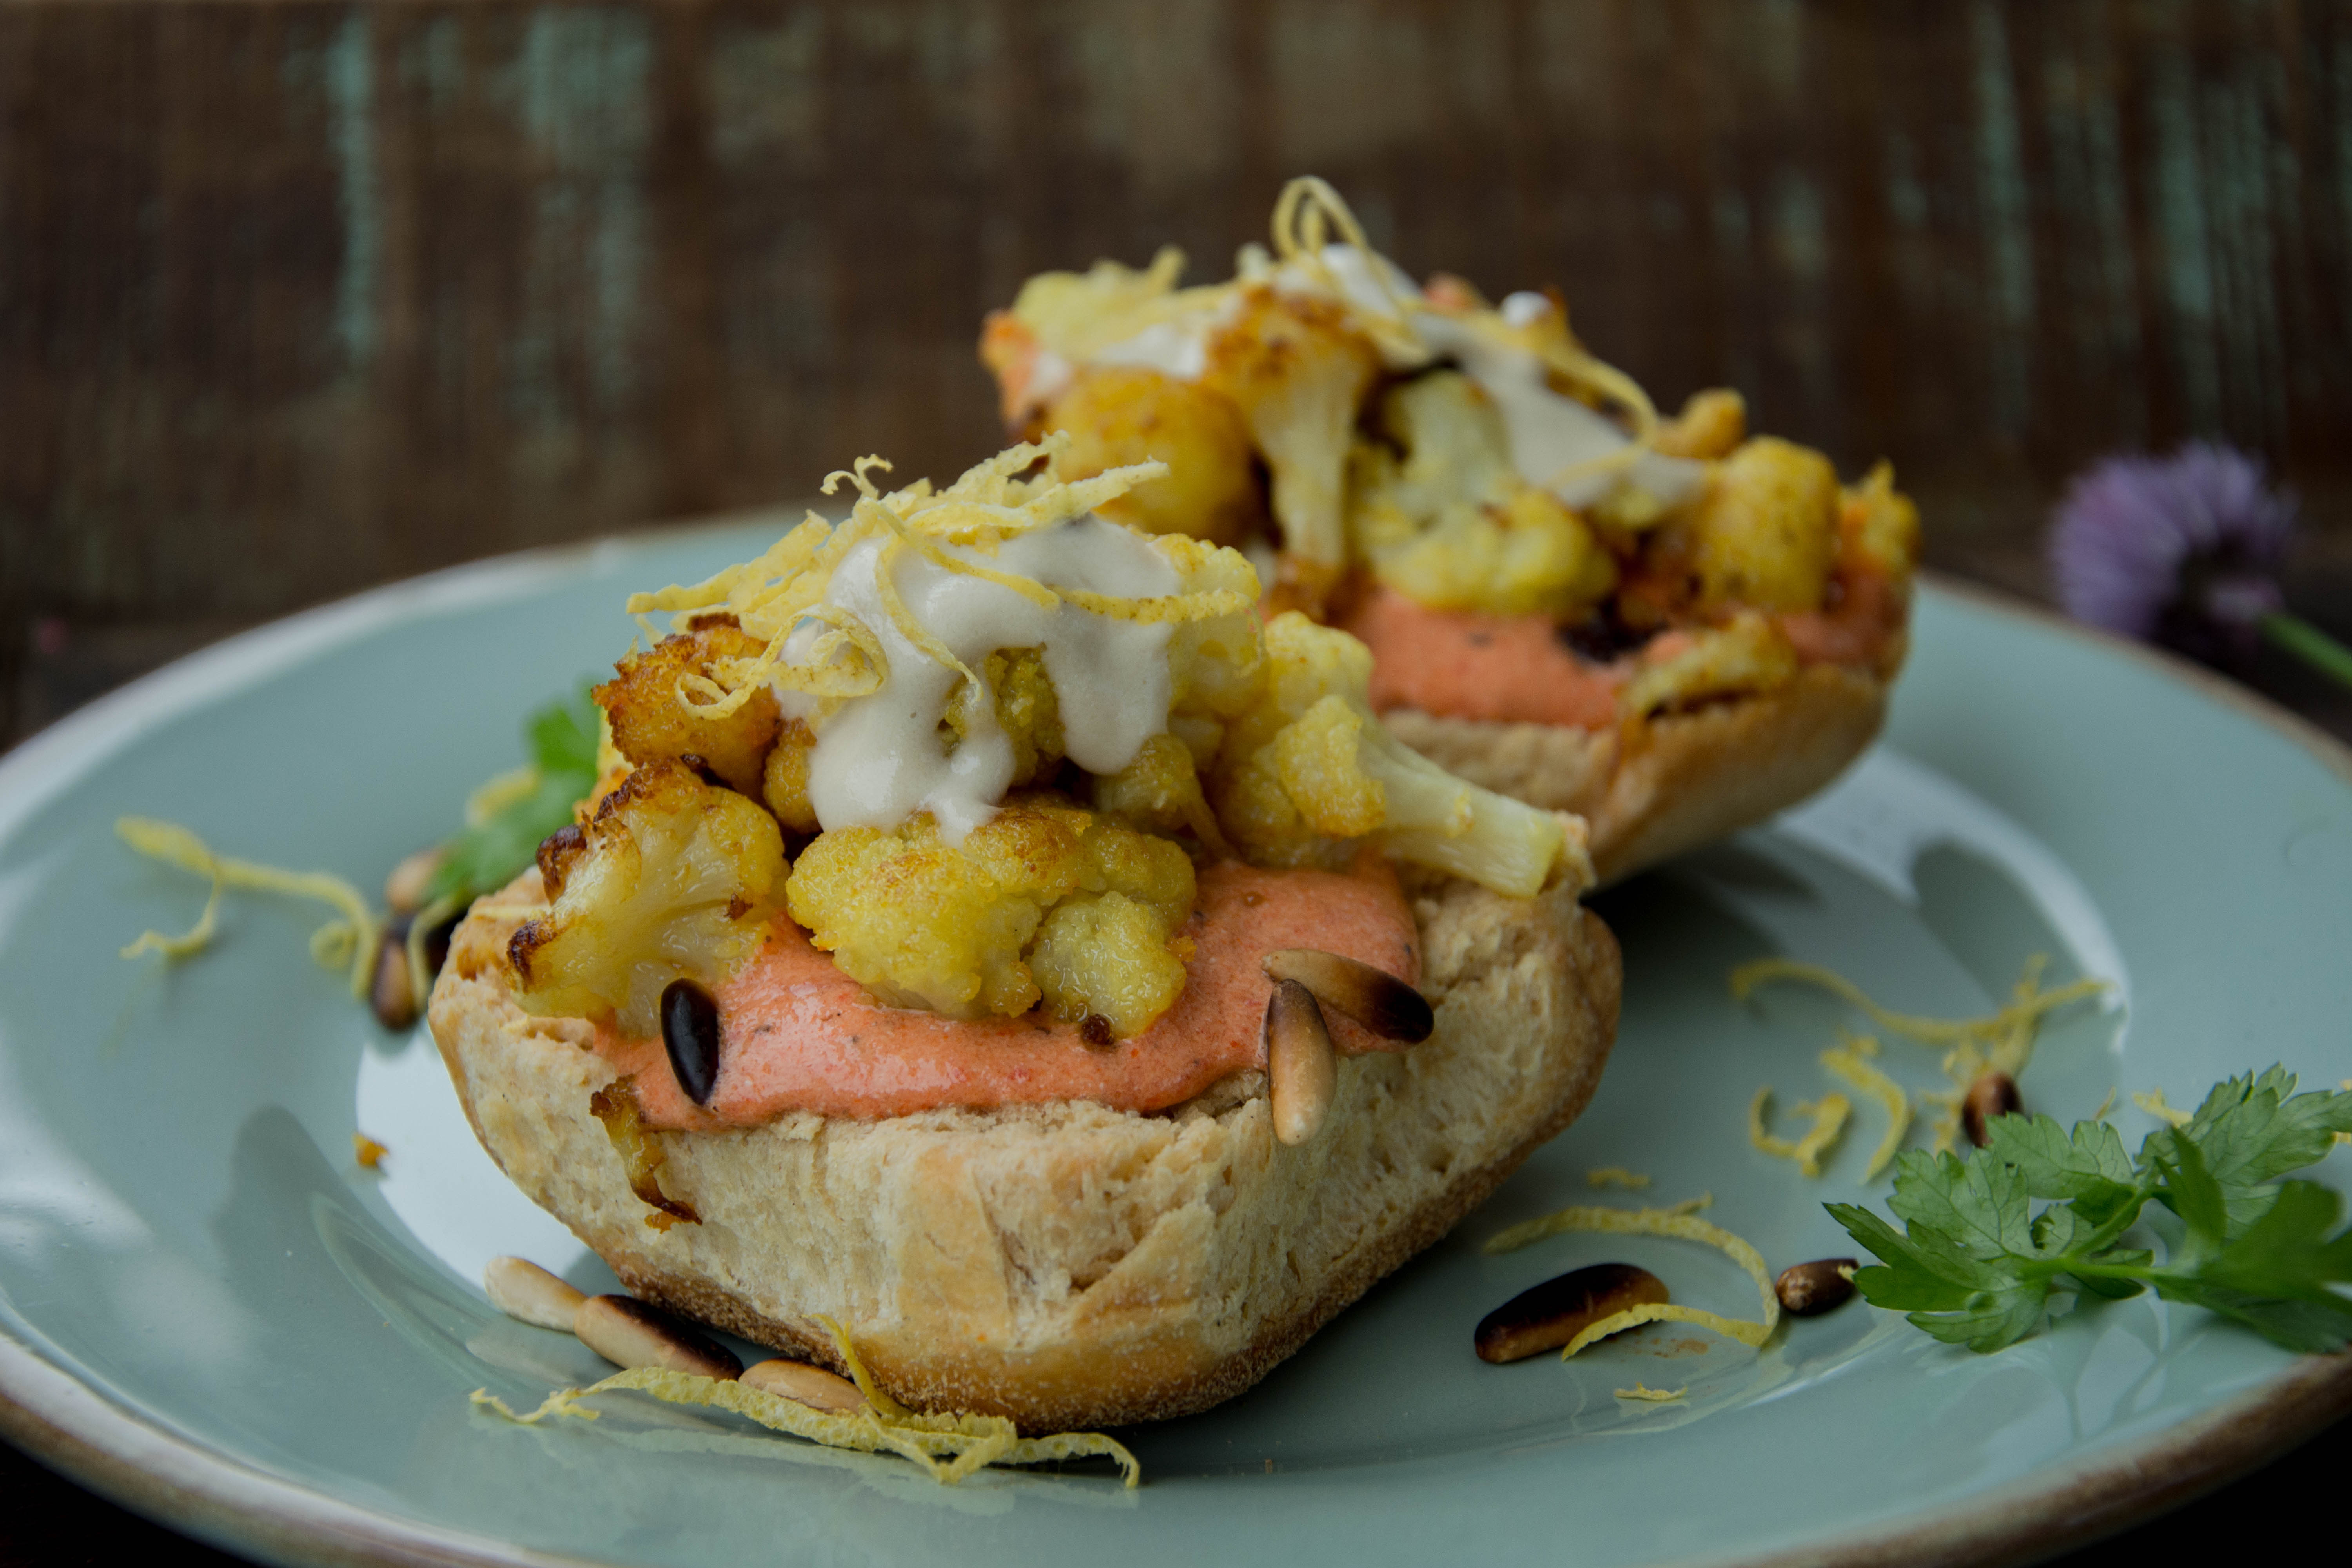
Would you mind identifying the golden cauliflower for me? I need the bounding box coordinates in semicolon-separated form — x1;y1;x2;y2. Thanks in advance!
1841;461;1922;579
761;719;819;835
1087;733;1227;852
1199;287;1381;594
1347;372;1617;620
595;621;782;795
1208;613;1585;897
1000;247;1206;364
1041;366;1268;547
1669;437;1842;614
784;799;1195;1037
1159;530;1267;762
1651;388;1748;460
508;762;787;1036
941;646;1066;788
1619;612;1800;723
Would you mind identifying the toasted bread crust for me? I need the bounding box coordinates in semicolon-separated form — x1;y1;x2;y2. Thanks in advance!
428;871;1619;1432
1381;662;1889;885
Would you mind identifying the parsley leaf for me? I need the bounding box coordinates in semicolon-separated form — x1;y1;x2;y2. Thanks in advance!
1828;1067;2352;1355
425;688;602;905
2145;1069;2352;1238
1983;1114;2141;1230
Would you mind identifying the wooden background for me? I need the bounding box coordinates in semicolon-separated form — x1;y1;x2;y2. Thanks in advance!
8;0;2352;743
3;3;2351;1561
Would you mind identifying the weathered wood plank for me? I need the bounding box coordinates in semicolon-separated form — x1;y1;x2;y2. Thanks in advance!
6;0;2352;741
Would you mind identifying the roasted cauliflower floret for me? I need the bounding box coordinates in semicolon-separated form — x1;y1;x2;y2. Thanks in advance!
1620;611;1800;723
784;799;1196;1035
1087;733;1227;851
1651;388;1748;460
1160;531;1265;745
1668;437;1841;614
1348;372;1617;620
1840;461;1922;579
1041;367;1269;547
1029;893;1191;1038
1003;247;1196;363
1209;613;1586;897
1200;288;1381;595
508;762;786;1036
941;646;1065;787
595;622;782;795
761;719;819;835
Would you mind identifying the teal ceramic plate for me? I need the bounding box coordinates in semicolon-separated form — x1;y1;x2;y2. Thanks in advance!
2;532;2348;1568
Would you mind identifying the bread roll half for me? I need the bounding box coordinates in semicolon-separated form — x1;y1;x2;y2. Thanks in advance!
428;869;1621;1432
1381;663;1889;886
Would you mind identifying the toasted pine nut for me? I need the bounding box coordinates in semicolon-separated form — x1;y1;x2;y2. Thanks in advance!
483;1256;587;1330
1475;1263;1669;1364
384;847;445;915
1775;1258;1859;1317
370;928;418;1031
1266;979;1336;1146
742;1357;867;1413
573;1295;742;1380
1263;949;1433;1044
1963;1071;2022;1147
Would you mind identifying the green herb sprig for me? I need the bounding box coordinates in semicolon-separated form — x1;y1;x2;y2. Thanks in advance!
1828;1068;2352;1353
425;689;602;905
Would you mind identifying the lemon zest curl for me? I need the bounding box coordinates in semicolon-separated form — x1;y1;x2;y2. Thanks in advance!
115;817;379;999
1483;1205;1780;1357
472;1316;1138;1488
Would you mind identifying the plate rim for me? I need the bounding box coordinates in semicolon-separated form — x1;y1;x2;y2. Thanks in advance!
2;551;2349;1568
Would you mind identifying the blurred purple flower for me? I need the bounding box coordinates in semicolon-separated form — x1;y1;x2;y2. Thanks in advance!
2049;443;2294;669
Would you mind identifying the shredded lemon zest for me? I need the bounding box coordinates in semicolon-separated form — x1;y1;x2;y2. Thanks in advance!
1269;176;1421;355
472;1324;1140;1488
1732;957;2106;1080
352;1133;388;1170
2091;1086;2118;1121
1749;1087;1851;1177
464;766;541;828
1267;176;1661;496
1482;1205;1780;1356
2133;1089;2193;1128
625;439;1238;725
1060;585;1252;624
1613;1383;1688;1402
472;1386;596;1423
1820;1034;1909;1181
867;530;982;693
1586;1167;1651;1190
116;818;380;999
1668;1192;1714;1216
1734;955;2114;1162
1917;1089;1965;1154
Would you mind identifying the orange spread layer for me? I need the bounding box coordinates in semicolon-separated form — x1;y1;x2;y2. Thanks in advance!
1340;587;1625;728
1779;568;1902;669
599;857;1421;1128
1341;572;1900;728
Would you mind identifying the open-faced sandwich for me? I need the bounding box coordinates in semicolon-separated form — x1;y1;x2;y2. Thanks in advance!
981;179;1920;884
427;442;1621;1432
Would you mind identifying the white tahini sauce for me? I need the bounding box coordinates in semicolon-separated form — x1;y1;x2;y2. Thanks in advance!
1416;316;1707;511
1088;292;1245;383
1272;243;1708;512
1023;347;1076;410
782;515;1181;843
